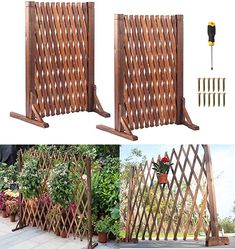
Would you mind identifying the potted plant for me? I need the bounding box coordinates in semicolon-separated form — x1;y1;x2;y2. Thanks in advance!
95;216;111;243
0;192;7;218
152;156;173;184
6;199;18;222
48;163;73;238
109;206;120;240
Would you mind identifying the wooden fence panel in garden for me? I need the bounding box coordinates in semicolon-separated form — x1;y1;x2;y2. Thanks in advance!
97;15;199;140
123;145;229;246
14;149;92;249
10;1;109;128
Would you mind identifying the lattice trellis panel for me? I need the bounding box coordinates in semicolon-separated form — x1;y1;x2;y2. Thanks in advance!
123;15;177;130
10;2;109;128
97;15;199;141
34;2;89;116
123;145;229;246
15;148;92;247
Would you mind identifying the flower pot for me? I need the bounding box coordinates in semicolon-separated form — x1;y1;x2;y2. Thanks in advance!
10;214;16;222
98;232;108;243
55;228;60;236
158;173;168;184
2;210;8;218
108;232;116;240
60;230;67;238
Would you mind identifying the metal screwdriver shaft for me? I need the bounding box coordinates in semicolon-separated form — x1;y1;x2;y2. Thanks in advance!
208;22;216;70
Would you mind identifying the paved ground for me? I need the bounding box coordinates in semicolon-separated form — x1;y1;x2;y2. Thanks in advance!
120;237;235;248
1;217;234;249
0;217;119;249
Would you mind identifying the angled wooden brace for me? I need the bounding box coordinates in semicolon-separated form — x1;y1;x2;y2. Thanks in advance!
92;85;110;118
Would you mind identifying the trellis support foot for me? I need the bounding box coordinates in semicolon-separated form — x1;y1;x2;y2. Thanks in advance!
94;109;110;118
91;86;110;118
12;222;27;232
96;125;138;141
206;236;230;246
181;98;199;131
10;112;49;128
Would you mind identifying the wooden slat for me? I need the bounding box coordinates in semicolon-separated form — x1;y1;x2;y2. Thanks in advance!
121;15;178;130
33;2;90;116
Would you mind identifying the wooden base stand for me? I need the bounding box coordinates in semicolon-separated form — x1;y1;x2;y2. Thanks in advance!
182;98;199;131
96;124;138;141
97;99;198;141
10;91;109;128
206;237;230;247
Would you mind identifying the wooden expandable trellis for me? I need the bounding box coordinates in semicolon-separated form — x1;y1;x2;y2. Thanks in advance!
123;145;229;246
97;15;199;140
10;2;109;128
14;149;92;249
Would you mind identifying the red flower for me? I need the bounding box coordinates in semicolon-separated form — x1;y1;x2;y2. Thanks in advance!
161;157;169;163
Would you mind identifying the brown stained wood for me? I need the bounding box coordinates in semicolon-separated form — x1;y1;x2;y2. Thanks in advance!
139;15;165;126
150;16;171;124
175;15;184;124
11;2;109;127
97;14;198;141
206;237;230;246
124;145;220;243
203;145;219;238
87;2;95;112
10;112;49;128
125;166;135;242
25;1;36;118
96;125;138;141
125;16;149;128
114;14;124;132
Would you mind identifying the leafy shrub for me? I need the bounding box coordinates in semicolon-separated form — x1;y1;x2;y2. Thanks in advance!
0;163;18;191
95;216;112;233
92;157;120;215
19;160;41;199
218;216;235;233
48;163;73;209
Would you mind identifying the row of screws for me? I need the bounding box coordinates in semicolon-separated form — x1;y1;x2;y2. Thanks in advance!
198;78;226;107
198;93;225;107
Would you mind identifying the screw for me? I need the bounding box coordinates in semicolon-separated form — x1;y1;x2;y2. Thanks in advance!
218;78;220;92
198;78;201;92
223;93;226;107
223;78;226;92
213;93;216;106
208;93;211;107
213;78;215;92
208;78;210;92
218;93;220;107
203;78;206;92
203;93;206;106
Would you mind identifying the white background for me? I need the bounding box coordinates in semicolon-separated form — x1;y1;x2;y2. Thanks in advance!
0;0;234;144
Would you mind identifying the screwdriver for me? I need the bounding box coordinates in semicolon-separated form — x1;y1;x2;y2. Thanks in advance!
208;22;216;70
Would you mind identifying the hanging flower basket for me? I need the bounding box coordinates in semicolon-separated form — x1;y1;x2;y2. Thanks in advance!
157;173;168;184
152;156;173;184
